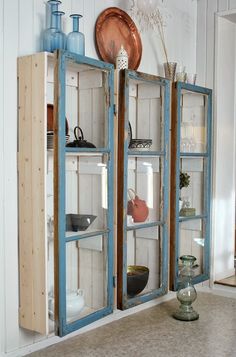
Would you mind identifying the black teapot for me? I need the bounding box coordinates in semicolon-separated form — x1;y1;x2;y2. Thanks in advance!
66;126;96;148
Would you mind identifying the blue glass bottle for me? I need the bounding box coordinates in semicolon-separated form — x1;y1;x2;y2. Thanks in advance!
51;11;66;51
43;0;61;52
66;14;85;55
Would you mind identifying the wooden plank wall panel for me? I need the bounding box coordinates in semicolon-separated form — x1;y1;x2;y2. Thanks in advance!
206;0;218;88
0;0;5;353
218;0;229;11
18;0;34;55
4;0;21;351
196;0;207;86
229;0;236;9
31;53;48;335
18;54;48;336
18;56;34;332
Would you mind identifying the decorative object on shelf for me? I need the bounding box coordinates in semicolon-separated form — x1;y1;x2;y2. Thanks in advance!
95;7;142;70
115;45;129;69
179;171;190;211
66;214;97;232
127;188;149;223
42;0;61;52
179;197;196;217
186;73;197;85
129;138;152;150
128;121;152;150
66;126;96;148
128;121;132;147
173;255;199;321
176;65;186;82
129;0;174;78
51;10;66;51
66;14;85;55
47;131;70;149
49;289;85;321
47;103;69;134
127;265;149;297
164;61;177;81
179;171;190;190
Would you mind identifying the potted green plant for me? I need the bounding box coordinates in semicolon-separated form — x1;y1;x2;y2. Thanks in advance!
179;171;190;211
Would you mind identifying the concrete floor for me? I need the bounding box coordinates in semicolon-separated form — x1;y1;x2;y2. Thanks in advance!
26;292;236;357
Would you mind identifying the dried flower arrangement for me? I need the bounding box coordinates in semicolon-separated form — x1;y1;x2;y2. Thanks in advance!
129;0;170;64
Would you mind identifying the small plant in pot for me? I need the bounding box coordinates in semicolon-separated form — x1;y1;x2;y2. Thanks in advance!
179;171;190;211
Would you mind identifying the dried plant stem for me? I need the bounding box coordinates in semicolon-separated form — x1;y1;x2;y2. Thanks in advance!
156;18;168;64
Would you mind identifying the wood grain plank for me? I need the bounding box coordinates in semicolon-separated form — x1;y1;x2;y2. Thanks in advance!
18;53;48;335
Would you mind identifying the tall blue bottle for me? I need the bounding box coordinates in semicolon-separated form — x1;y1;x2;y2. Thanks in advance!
66;14;85;55
43;0;61;52
51;11;66;51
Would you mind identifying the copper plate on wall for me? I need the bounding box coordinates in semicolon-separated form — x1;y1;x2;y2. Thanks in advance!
95;7;142;70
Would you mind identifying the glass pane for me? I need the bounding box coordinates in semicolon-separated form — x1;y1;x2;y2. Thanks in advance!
65;60;109;148
127;227;162;298
179;219;205;276
180;91;207;153
65;154;108;234
65;235;108;323
127;156;163;225
128;79;164;152
179;157;207;216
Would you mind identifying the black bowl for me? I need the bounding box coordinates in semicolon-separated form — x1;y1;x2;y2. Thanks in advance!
127;265;149;297
66;214;97;231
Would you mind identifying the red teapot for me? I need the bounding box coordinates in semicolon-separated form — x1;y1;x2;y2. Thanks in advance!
127;188;149;223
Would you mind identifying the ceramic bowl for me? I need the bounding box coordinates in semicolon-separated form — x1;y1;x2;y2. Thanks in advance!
129;139;152;150
66;214;97;231
127;265;149;297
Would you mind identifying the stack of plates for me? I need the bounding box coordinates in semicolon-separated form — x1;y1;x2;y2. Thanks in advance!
47;132;70;149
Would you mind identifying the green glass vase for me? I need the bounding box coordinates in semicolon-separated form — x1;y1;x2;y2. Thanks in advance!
173;255;199;321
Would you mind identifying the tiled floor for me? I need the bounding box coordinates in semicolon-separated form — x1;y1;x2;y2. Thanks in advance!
26;292;236;357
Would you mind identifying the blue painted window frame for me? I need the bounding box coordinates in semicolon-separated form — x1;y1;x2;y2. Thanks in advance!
170;81;212;291
54;51;114;336
117;69;171;309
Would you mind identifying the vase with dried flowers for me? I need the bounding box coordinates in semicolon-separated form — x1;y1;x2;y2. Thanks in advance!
130;0;177;80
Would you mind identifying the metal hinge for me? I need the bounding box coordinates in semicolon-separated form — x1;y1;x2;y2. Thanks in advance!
113;275;117;288
113;104;117;115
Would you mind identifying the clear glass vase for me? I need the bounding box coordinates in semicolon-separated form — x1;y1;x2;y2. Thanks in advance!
66;14;85;55
51;11;66;51
173;255;199;321
42;0;61;52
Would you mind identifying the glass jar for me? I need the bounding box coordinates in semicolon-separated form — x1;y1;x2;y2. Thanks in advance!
42;0;61;52
173;255;199;321
66;14;85;55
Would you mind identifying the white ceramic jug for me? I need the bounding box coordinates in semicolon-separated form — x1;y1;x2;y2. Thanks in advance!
49;289;85;320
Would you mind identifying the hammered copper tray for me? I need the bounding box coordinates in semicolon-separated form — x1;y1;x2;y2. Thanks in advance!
95;7;142;70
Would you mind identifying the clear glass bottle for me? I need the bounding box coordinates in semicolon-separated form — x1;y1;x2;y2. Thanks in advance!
42;0;61;52
66;14;85;55
51;11;66;51
173;255;199;321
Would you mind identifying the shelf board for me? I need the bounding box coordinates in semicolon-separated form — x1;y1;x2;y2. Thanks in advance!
128;150;164;157
179;214;207;222
65;228;109;242
127;220;163;231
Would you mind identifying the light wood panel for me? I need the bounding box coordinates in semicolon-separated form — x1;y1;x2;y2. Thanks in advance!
18;53;48;335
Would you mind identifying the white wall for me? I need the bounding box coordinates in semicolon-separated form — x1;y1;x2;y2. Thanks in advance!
197;0;236;281
0;1;197;356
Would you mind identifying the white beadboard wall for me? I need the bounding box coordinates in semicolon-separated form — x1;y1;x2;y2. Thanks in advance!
197;0;236;282
0;1;198;356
